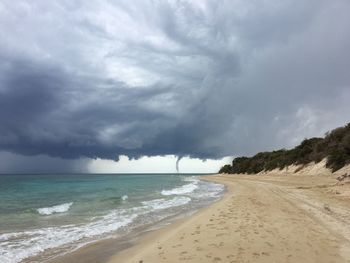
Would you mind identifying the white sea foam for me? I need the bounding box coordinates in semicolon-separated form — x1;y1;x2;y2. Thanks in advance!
37;202;73;215
183;176;199;182
161;179;199;196
142;196;191;210
121;195;128;201
188;182;225;199
0;209;138;263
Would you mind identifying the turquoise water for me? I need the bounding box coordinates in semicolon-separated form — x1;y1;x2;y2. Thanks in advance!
0;174;224;262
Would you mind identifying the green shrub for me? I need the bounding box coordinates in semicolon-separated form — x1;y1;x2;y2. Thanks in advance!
219;122;350;174
326;149;348;172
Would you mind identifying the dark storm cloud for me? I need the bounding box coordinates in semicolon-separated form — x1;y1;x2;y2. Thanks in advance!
0;151;89;173
0;0;350;167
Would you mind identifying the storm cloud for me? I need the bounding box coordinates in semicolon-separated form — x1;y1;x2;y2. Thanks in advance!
1;0;350;168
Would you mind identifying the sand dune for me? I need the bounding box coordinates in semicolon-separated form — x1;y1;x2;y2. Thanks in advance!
109;174;350;263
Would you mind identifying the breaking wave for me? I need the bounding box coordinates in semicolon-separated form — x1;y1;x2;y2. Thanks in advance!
37;202;73;215
161;178;199;196
142;196;191;210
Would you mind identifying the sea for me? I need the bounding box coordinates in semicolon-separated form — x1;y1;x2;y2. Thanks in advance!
0;173;225;263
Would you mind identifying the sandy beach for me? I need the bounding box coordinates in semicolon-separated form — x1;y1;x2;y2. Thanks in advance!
109;173;350;263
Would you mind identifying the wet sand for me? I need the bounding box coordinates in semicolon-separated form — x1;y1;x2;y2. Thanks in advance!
108;174;350;263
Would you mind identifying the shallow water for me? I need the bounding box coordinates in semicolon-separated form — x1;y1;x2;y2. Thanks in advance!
0;173;224;262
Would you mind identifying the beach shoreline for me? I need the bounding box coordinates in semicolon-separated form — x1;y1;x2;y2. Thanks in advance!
43;174;225;263
107;173;350;263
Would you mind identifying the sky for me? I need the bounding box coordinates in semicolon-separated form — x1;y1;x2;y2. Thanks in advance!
0;0;350;173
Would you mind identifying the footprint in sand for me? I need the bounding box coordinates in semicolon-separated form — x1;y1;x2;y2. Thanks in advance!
172;244;182;248
265;241;273;247
179;256;193;261
206;253;213;259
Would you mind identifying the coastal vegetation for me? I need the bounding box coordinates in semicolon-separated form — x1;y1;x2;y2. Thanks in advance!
220;123;350;174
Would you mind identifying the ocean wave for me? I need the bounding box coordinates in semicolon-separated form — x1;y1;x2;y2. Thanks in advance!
0;176;224;263
0;209;138;263
188;182;225;199
182;176;199;182
101;197;122;204
37;202;73;215
161;181;199;196
101;195;128;204
142;196;191;210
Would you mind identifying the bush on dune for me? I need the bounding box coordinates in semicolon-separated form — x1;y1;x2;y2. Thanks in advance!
220;123;350;174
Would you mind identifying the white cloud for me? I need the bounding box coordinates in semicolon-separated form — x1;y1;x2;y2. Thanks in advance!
87;155;232;173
